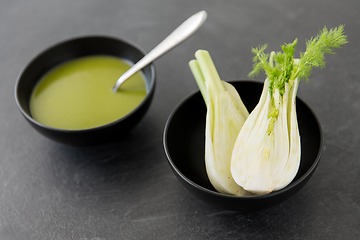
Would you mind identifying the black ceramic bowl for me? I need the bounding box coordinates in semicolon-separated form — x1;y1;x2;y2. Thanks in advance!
15;36;155;146
163;81;323;211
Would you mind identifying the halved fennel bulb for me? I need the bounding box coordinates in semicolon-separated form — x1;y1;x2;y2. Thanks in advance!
189;50;250;196
205;81;249;195
231;78;300;194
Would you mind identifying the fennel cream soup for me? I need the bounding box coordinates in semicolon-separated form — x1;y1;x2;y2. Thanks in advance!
30;55;147;130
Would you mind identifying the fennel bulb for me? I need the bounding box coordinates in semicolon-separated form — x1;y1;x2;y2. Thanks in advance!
231;25;347;194
231;78;300;194
189;50;250;196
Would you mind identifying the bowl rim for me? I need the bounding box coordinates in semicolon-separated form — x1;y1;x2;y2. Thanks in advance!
163;80;324;199
14;35;156;133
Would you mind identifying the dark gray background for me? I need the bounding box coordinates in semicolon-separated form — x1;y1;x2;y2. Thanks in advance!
1;0;359;239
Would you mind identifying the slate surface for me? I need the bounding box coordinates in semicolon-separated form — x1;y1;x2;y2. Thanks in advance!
1;0;359;239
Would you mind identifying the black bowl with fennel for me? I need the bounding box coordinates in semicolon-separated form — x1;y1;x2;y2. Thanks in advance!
163;80;323;211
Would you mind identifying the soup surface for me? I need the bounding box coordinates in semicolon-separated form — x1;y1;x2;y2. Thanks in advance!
30;55;147;130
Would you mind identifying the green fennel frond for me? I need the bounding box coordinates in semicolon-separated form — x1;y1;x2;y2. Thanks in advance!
292;25;348;82
249;25;347;87
247;25;347;135
248;44;270;79
273;39;298;95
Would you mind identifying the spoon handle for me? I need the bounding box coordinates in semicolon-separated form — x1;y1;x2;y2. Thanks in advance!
112;10;207;92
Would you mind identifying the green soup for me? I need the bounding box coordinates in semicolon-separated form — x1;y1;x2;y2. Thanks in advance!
30;55;147;130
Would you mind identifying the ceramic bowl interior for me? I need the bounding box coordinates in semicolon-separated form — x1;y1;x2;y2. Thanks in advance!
163;81;323;211
15;36;155;146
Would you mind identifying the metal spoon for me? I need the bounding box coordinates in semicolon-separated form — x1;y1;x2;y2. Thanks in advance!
112;10;207;92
